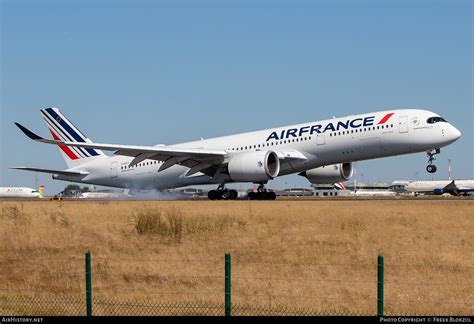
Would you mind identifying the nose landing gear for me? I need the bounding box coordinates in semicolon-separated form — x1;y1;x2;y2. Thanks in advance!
248;184;277;200
426;148;440;173
208;184;238;200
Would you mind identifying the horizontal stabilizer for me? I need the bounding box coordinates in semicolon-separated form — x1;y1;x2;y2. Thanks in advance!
11;167;88;176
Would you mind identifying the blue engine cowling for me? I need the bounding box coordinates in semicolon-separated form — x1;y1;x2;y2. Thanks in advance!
433;189;444;195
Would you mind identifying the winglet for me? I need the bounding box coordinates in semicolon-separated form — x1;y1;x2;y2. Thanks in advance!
15;122;45;141
15;122;59;144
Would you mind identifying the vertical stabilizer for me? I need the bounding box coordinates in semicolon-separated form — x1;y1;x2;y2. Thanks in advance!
40;107;105;168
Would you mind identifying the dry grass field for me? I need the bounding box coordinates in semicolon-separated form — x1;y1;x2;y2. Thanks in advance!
0;199;472;316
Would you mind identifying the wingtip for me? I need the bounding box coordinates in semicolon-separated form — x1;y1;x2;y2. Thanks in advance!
15;122;43;140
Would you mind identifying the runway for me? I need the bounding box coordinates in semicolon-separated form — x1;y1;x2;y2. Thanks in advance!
1;195;473;202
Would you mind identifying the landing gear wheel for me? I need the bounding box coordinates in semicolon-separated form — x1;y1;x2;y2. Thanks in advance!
247;183;276;200
228;190;238;200
221;190;230;200
208;185;238;200
248;192;257;200
208;190;218;200
426;149;440;174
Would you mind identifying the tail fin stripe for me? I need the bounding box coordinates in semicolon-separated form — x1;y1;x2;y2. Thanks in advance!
44;108;99;157
45;108;86;142
41;111;89;158
46;122;87;159
47;122;87;159
42;109;94;157
49;129;80;160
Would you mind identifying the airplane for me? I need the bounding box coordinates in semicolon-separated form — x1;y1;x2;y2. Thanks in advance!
0;187;42;198
12;107;461;200
351;190;397;197
333;182;396;196
79;188;130;199
405;180;474;196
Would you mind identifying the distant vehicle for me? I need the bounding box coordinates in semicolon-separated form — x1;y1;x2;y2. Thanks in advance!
13;107;461;200
405;180;474;196
0;187;41;198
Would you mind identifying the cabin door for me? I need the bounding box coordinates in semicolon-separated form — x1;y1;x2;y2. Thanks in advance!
399;115;409;133
110;161;118;178
317;133;326;145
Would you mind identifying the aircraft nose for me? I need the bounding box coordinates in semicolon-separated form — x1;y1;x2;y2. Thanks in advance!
448;125;461;142
452;126;461;141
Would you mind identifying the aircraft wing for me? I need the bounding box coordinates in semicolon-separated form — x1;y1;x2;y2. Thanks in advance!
11;167;88;176
16;122;307;177
16;122;228;176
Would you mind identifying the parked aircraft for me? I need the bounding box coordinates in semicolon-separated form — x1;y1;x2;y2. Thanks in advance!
333;182;396;196
0;187;41;198
405;180;474;196
13;107;461;200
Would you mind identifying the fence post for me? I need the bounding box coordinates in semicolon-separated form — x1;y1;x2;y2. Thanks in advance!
225;253;231;317
377;255;384;317
85;251;93;316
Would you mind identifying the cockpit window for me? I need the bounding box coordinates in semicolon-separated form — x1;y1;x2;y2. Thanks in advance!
427;116;447;124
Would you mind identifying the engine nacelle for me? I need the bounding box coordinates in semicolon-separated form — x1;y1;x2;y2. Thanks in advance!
300;162;354;184
228;150;280;182
433;189;444;195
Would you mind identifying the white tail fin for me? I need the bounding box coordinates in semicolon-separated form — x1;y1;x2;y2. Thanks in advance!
40;107;105;168
334;182;347;190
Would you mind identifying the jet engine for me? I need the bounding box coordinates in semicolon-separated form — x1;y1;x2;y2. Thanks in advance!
300;162;354;184
433;189;444;195
228;150;280;182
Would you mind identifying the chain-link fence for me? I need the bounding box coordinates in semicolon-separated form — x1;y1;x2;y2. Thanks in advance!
0;295;84;316
0;295;374;316
0;252;472;316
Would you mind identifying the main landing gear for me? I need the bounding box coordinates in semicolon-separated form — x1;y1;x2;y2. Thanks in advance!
208;185;238;200
426;148;440;173
248;184;277;200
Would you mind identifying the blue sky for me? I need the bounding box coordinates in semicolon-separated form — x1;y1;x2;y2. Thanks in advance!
1;0;472;194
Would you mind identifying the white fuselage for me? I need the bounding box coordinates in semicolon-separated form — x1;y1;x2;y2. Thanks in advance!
53;109;461;190
405;180;474;193
0;187;41;198
351;190;397;196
